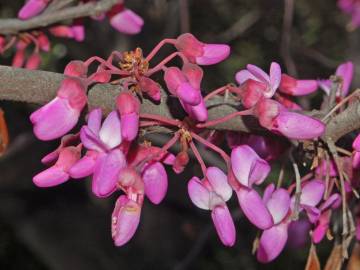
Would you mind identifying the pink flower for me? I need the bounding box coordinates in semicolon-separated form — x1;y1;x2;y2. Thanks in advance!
338;0;360;28
235;62;281;99
279;74;318;96
112;195;142;246
257;184;291;263
116;92;140;141
353;133;360;168
30;77;87;140
312;193;341;243
33;144;81;187
318;61;354;97
226;131;288;161
175;33;230;65
230;145;274;230
164;66;202;106
254;98;325;140
179;63;208;122
18;0;50;20
188;167;235;246
70;109;127;197
138;77;161;101
109;9;144;35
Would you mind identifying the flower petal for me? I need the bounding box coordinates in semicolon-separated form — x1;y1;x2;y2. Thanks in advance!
235;69;259;85
266;188;290;224
33;167;69;187
301;180;325;207
112;195;141;246
188;177;210;210
269;62;281;95
110;9;144;35
211;205;236;246
236;187;273;229
69;151;99;179
336;61;354;96
30;97;80;141
247;64;270;84
142;162;168;204
87;108;102;135
80;126;106;152
206;166;232;202
257;222;288;263
99;111;122;149
92;149;126;197
196;44;230;65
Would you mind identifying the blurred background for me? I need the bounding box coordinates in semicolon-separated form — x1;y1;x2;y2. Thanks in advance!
0;0;358;269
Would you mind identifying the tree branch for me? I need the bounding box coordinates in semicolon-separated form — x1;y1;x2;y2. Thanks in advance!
0;0;118;35
0;65;359;141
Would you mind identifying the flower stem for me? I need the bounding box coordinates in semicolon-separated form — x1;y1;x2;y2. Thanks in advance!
145;38;177;62
196;109;253;129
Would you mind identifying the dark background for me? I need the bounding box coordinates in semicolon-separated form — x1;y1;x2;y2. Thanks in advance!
0;0;358;269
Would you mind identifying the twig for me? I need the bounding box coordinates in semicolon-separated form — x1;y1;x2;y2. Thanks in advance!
280;0;297;76
290;153;301;220
0;0;118;35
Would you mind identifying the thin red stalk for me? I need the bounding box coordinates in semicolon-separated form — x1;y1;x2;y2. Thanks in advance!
84;56;119;71
145;52;187;76
189;140;207;176
140;113;180;127
139;120;162;127
204;86;228;101
145;38;177;62
197;109;253;128
191;131;230;162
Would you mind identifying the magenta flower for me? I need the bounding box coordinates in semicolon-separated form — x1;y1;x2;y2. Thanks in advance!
175;33;230;65
230;145;274;230
226;131;287;161
179;63;208;122
235;62;281;99
112;195;142;246
164;66;202;106
318;61;354;97
116;92;140;141
254;98;325;140
70;109;127;197
338;0;360;28
352;133;360;168
312;193;341;243
33;144;81;187
257;184;291;263
109;9;144;35
188;167;236;246
18;0;50;20
138;77;161;101
30;77;87;140
279;74;318;96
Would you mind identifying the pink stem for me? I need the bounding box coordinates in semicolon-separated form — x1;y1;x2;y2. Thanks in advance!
106;50;123;64
145;38;177;62
204;86;228;101
139;120;162;127
145;52;188;76
140;113;180;127
190;131;230;162
196;109;253;129
189;140;207;176
84;56;119;71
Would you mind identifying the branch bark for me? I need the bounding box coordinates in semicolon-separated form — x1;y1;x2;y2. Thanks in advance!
0;65;359;141
0;0;118;35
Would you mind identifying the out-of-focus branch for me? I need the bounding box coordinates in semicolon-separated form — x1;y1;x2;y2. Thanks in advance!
0;65;359;142
0;0;118;35
280;0;297;76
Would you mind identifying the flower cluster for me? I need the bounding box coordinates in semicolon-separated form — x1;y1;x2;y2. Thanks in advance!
0;0;143;70
29;32;360;264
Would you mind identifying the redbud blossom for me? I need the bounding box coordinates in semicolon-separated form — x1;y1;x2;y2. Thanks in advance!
18;0;50;20
112;195;142;246
116;92;140;141
279;74;318;96
175;33;230;65
30;77;87;140
188;167;235;246
110;9;144;35
164;67;201;106
33;145;81;187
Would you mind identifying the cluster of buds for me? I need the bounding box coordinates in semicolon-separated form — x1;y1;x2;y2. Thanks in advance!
0;0;144;70
28;31;360;265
